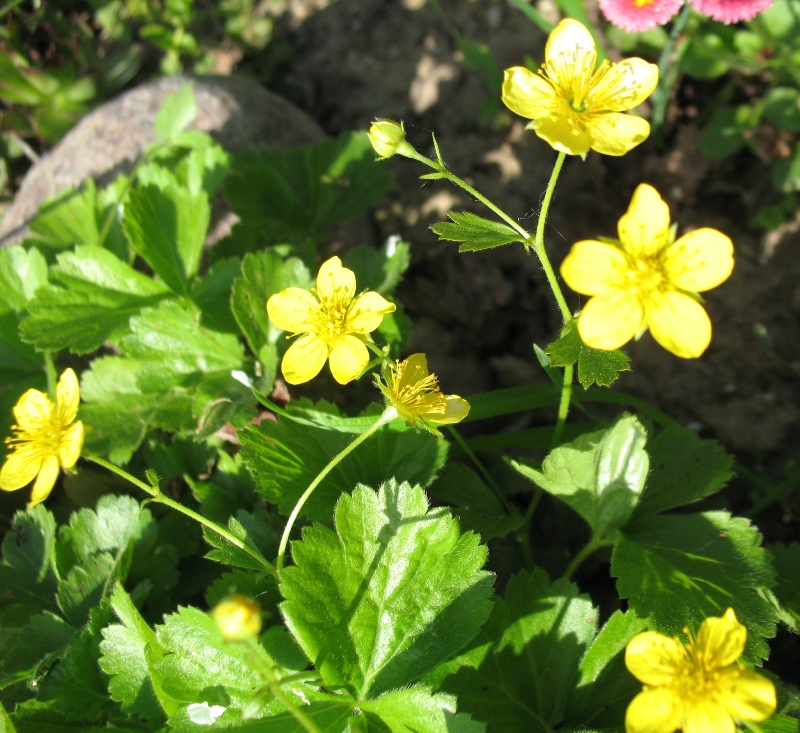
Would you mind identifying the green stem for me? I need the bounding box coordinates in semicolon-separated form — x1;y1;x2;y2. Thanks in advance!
563;535;608;581
517;487;543;569
446;425;510;511
552;362;573;446
86;455;275;575
276;407;398;573
651;3;693;132
44;352;57;400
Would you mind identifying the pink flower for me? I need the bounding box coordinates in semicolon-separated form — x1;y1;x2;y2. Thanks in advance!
691;0;772;22
599;0;683;31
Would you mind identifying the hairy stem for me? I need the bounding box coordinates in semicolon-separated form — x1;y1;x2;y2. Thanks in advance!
552;362;573;446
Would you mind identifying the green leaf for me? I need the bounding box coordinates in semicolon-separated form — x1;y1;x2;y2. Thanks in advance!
612;511;778;662
772;142;800;193
545;321;630;388
762;716;800;733
123;184;210;296
343;239;411;296
281;480;494;699
27;179;105;250
56;553;117;626
760;0;800;40
0;612;75;689
510;414;648;538
680;34;731;79
770;543;800;630
698;106;757;159
202;515;273;572
764;87;800;133
439;569;596;733
632;425;733;519
360;687;483;733
155;83;197;140
430;211;524;252
0;701;17;733
0;245;48;314
20;246;170;354
2;504;58;597
190;257;241;333
239;408;448;521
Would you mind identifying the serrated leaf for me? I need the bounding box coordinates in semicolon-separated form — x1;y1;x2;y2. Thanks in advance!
439;569;596;733
771;543;800;629
0;612;75;688
430;211;524;252
612;511;778;662
20;245;170;354
56;552;117;626
281;480;494;699
123;184;210;296
155;83;198;140
510;414;648;538
27;179;104;250
360;687;482;733
2;504;58;598
545;321;630;388
342;239;410;295
633;425;734;518
239;409;448;521
190;257;242;333
762;716;800;733
0;245;48;313
202;515;273;573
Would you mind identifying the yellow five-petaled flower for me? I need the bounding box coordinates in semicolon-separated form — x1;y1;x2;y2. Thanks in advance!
502;18;658;156
561;183;734;358
377;353;470;431
0;368;85;507
267;256;396;385
625;608;776;733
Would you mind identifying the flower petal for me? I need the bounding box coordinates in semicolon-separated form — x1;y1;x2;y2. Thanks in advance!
664;228;734;293
625;630;685;686
577;291;643;351
346;291;396;334
618;183;671;257
625;688;684;733
399;353;430;391
328;335;369;385
0;445;41;491
29;454;60;507
716;666;777;722
586;58;659;113
684;700;736;733
433;396;470;425
13;388;52;432
545;19;597;94
316;256;356;304
645;290;712;359
535;115;592;156
56;368;80;425
281;334;329;385
501;66;563;121
59;421;85;469
267;288;320;333
694;608;747;669
589;112;651;156
561;240;630;296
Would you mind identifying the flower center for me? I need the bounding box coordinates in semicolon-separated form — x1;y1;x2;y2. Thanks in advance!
387;364;448;417
7;420;63;454
624;256;667;300
314;288;351;344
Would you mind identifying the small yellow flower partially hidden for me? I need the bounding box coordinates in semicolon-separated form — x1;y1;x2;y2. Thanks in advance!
368;119;413;159
502;19;658;156
625;608;776;733
377;353;470;431
561;183;734;358
211;595;262;641
267;256;396;385
0;368;84;507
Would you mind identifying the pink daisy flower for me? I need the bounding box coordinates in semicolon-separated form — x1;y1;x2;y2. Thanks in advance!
599;0;684;31
691;0;772;22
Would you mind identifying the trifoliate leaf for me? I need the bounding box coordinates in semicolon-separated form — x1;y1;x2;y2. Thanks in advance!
20;245;170;354
123;184;210;296
439;569;596;733
154;83;197;140
612;511;778;662
280;480;494;699
510;414;648;538
632;425;734;519
343;239;410;295
359;687;484;733
770;543;800;630
545;321;630;388
239;410;448;521
430;211;524;252
0;245;47;313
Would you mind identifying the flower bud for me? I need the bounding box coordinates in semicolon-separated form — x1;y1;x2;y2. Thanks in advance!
211;595;262;641
368;119;411;159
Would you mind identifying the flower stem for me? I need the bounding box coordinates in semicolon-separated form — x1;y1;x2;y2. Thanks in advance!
563;534;609;581
276;407;398;574
86;455;275;575
651;3;693;132
44;351;57;400
552;362;573;446
446;425;510;512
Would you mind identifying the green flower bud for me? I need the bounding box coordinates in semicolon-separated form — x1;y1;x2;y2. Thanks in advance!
211;595;262;641
368;119;412;159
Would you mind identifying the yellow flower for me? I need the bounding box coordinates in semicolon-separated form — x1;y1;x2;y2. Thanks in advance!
377;353;470;430
625;608;776;733
211;595;262;641
0;368;84;507
501;18;658;156
267;256;396;385
560;183;734;358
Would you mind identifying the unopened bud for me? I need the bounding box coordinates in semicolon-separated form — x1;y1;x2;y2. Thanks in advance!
368;119;412;159
211;595;262;641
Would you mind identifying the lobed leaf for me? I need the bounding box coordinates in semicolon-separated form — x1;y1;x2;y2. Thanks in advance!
430;211;524;252
545;321;630;388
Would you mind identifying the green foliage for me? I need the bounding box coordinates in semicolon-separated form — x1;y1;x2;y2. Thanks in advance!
770;543;800;629
430;211;524;252
545;320;631;388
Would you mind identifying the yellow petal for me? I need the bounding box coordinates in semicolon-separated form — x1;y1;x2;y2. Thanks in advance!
545;19;597;95
625;631;685;686
501;66;562;121
625;688;684;733
281;334;329;385
267;288;320;333
561;240;629;296
431;396;470;425
663;228;734;293
577;291;643;351
716;666;777;722
694;608;747;669
586;58;659;113
13;388;52;432
346;291;396;334
645;290;711;359
535;115;591;156
0;445;42;491
399;353;430;390
618;184;671;257
28;454;60;507
328;335;369;385
684;700;736;733
316;256;356;304
588;113;651;156
59;421;85;469
56;368;80;425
